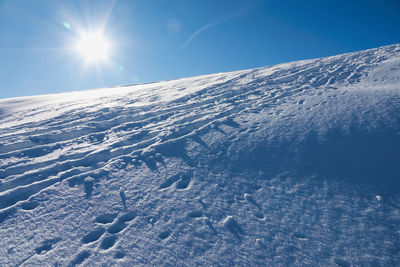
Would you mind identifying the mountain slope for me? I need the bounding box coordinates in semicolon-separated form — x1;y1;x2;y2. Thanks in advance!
1;44;400;266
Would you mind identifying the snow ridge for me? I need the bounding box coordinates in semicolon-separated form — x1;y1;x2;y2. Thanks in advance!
1;44;400;266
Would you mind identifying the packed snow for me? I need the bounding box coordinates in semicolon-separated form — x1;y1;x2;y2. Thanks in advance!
1;44;400;266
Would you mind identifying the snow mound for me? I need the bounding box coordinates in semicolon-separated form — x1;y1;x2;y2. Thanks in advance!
1;44;400;266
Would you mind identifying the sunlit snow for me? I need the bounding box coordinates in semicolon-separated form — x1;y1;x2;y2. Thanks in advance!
0;44;400;266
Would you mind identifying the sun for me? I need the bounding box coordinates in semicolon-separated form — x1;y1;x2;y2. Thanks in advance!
74;31;111;62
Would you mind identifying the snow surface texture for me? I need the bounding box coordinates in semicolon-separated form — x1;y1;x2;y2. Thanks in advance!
1;44;400;266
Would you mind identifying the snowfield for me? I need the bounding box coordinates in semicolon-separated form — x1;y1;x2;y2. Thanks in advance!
1;44;400;266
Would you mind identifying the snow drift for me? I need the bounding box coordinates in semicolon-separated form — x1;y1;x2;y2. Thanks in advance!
1;44;400;266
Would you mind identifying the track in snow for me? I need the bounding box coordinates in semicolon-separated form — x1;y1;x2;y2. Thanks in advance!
0;44;400;266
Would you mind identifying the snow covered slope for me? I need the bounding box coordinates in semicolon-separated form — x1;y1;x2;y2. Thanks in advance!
1;44;400;266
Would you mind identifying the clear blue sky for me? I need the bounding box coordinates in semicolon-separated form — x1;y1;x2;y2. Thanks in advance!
1;0;399;99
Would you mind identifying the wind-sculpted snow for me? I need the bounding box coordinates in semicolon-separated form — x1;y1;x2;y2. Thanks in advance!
1;44;400;266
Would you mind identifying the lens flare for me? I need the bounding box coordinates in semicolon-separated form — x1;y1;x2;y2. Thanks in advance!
63;22;71;29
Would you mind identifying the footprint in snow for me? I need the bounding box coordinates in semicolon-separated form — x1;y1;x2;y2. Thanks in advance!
100;235;118;250
69;250;91;266
81;228;106;244
293;232;307;239
187;210;203;218
95;213;118;224
176;176;191;190
84;177;95;199
20;200;39;211
107;221;127;234
223;216;244;238
254;211;266;220
114;251;126;259
159;175;180;189
244;193;262;210
119;187;127;210
158;230;171;240
35;238;60;255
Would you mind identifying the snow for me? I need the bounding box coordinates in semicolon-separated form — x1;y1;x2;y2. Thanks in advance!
1;43;400;266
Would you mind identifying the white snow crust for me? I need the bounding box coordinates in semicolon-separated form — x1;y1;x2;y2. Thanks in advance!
1;44;400;266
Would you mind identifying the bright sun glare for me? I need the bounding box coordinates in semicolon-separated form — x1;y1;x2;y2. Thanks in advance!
74;32;111;62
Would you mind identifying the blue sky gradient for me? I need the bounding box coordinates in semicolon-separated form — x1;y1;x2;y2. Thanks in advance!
1;0;400;98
